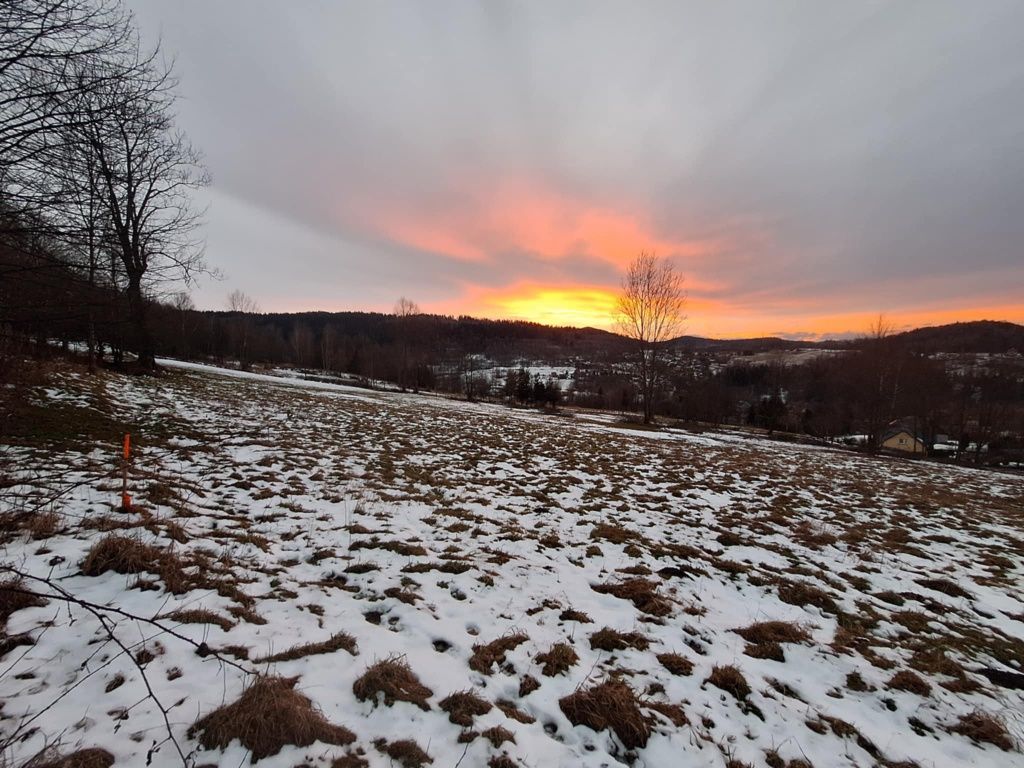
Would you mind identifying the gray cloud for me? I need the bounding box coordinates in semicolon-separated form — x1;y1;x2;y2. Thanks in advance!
129;0;1024;331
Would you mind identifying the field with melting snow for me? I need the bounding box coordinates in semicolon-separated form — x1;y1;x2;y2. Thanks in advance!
2;360;1023;768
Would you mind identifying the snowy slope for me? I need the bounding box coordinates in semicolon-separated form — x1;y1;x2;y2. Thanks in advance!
1;361;1022;768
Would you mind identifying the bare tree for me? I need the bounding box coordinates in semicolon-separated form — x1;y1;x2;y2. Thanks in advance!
393;296;420;391
615;251;686;424
226;289;258;369
73;44;208;369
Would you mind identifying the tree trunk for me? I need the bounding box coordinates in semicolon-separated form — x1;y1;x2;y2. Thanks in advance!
126;276;155;370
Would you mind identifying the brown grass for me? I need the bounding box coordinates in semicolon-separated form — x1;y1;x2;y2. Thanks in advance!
887;670;931;696
373;738;432;767
589;627;649;652
352;656;433;710
536;642;578;677
656;652;693;676
80;535;191;593
189;675;354;762
160;608;234;632
496;698;536;724
949;710;1014;751
469;633;529;674
518;675;540;697
591;578;672;616
439;689;492;726
733;621;810;645
0;578;46;628
559;679;653;749
558;608;592;623
257;631;357;663
21;748;115;768
705;665;751;700
916;578;971;599
481;726;516;747
777;581;837;613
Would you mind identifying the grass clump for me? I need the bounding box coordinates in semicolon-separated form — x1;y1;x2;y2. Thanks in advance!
733;621;810;645
81;535;190;593
481;726;516;747
469;633;529;674
189;675;354;762
536;642;578;677
439;689;492;726
21;748;115;768
777;580;837;614
258;631;357;663
705;665;751;701
160;608;234;632
591;578;672;616
497;698;536;724
949;710;1014;751
0;578;46;628
657;652;693;676
559;679;653;749
353;656;432;710
590;627;649;652
887;670;931;696
373;738;433;767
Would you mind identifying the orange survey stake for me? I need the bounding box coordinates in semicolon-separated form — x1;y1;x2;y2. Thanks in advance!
121;433;131;511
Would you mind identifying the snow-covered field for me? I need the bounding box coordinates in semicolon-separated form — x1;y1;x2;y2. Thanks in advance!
2;360;1023;768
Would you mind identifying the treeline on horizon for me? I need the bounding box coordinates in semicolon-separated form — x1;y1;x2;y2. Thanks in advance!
7;246;1024;465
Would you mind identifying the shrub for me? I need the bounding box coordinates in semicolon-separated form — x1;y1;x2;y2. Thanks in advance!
189;675;354;762
353;656;432;710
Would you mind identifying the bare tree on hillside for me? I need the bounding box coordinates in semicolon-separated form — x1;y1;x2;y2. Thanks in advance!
615;251;686;424
394;296;420;391
226;289;259;369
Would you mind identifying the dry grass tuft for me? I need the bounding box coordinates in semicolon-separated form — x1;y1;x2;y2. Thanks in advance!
949;710;1014;751
258;631;357;663
497;698;536;724
536;642;578;677
887;670;931;696
439;689;492;726
21;747;115;768
657;652;693;676
81;535;191;593
469;633;529;674
518;675;540;697
916;578;971;599
592;578;672;616
481;726;516;747
558;608;592;623
589;627;649;652
733;621;810;645
189;675;354;762
559;679;653;749
160;608;234;632
353;656;433;710
777;580;837;613
373;738;433;767
0;578;46;628
706;665;751;700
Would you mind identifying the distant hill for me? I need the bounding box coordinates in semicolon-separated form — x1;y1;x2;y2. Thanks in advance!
883;320;1024;354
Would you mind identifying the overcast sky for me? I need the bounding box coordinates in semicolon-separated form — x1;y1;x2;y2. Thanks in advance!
128;1;1024;338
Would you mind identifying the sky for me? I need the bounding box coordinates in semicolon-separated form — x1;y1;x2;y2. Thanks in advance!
128;1;1024;339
